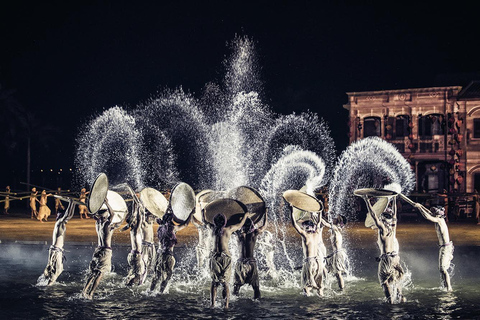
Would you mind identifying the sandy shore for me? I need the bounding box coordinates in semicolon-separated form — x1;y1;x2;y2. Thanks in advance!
1;210;479;248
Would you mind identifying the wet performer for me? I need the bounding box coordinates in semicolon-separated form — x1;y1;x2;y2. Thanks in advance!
54;187;65;215
291;209;326;297
410;202;453;291
210;212;255;309
322;215;347;290
192;215;213;271
123;196;145;286
233;211;268;299
362;195;406;304
37;190;52;222
140;209;157;284
150;208;190;293
30;187;38;219
41;198;75;285
78;188;90;219
82;199;121;299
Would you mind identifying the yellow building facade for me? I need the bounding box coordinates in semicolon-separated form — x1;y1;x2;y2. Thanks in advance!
344;81;480;195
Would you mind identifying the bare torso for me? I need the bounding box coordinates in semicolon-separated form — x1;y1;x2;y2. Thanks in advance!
237;230;259;259
435;220;450;245
302;232;321;258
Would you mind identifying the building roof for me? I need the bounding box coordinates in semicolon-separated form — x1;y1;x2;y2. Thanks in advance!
458;81;480;100
345;86;462;97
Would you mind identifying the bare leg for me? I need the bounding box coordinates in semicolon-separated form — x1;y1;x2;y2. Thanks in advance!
253;283;261;299
159;273;172;293
222;283;230;309
83;271;103;299
210;282;218;308
303;286;312;296
382;283;394;304
396;284;407;302
336;272;345;290
150;276;159;291
440;268;452;291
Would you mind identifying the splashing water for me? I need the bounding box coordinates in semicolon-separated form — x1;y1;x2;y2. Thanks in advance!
74;35;336;291
76;106;144;189
75;35;335;200
328;136;415;221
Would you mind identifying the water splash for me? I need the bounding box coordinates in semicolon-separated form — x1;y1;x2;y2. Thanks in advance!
76;106;144;189
74;35;337;292
260;145;327;216
328;136;415;221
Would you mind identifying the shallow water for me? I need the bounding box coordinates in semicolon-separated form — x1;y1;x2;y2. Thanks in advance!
1;243;479;319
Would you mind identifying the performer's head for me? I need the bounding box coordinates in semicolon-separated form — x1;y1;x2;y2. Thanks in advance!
81;188;86;192
32;187;36;192
213;213;227;236
381;207;395;226
431;206;446;218
242;217;255;234
213;213;226;228
334;214;347;227
6;186;10;191
302;220;317;233
163;213;173;224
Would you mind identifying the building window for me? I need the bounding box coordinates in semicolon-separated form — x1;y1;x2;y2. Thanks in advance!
364;117;381;137
418;114;443;139
395;115;409;138
474;173;480;192
474;119;480;138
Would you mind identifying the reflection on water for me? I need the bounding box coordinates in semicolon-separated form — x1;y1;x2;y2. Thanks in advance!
0;243;479;319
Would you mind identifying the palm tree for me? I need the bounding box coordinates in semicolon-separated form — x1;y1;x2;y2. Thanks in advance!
0;84;59;189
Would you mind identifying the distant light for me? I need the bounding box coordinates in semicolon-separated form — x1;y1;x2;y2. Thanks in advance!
40;169;43;172
58;172;61;175
60;168;63;172
69;168;72;171
50;169;53;172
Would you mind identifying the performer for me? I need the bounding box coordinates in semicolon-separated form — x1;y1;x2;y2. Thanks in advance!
233;210;268;299
3;186;11;214
140;209;157;284
150;208;190;293
82;199;121;299
54;187;65;215
362;194;406;304
41;198;75;285
411;202;453;291
37;190;52;222
209;212;254;309
78;188;90;219
123;195;145;287
322;215;348;290
291;209;326;297
30;187;38;219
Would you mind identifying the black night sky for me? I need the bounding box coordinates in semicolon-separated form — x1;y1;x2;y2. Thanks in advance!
1;1;480;189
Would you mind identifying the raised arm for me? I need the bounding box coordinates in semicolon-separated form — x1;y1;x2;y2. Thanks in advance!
363;196;385;232
320;217;331;229
257;208;268;233
414;203;440;223
290;206;306;238
60;199;76;223
227;212;255;234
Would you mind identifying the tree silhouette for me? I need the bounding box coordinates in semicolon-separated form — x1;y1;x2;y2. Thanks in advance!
0;84;59;189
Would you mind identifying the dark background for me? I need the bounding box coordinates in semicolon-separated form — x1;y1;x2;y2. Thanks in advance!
1;1;480;191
